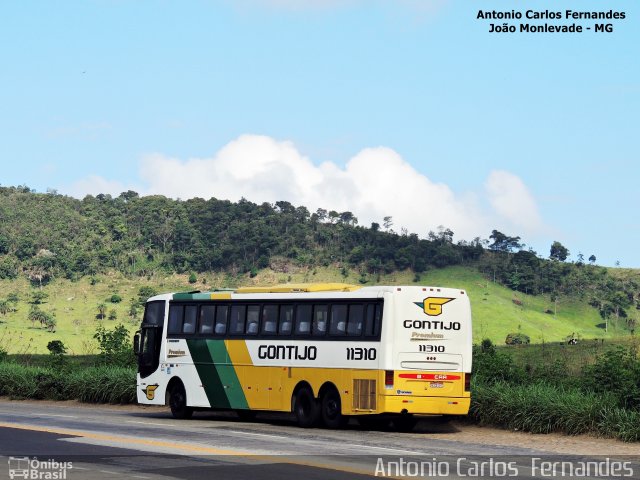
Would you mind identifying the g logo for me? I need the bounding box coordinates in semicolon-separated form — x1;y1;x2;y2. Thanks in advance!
143;384;159;400
414;297;454;316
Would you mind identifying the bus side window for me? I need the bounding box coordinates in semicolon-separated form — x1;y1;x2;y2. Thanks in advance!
230;305;246;335
279;305;293;335
364;303;382;337
168;305;183;334
183;305;198;334
199;305;215;334
215;305;228;335
246;305;260;335
329;304;347;336
295;304;312;335
347;304;364;336
313;304;328;336
261;305;278;335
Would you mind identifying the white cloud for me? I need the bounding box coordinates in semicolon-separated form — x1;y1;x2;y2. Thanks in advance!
69;134;546;242
485;170;544;235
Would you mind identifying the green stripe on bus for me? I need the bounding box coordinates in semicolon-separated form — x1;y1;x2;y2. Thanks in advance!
186;339;248;409
172;293;214;301
207;341;249;409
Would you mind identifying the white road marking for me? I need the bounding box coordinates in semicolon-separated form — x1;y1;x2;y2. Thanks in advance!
38;414;78;418
226;430;288;440
126;421;176;427
343;443;427;455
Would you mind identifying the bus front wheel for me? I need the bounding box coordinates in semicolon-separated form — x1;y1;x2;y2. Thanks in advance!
169;382;193;420
321;388;347;429
294;386;319;428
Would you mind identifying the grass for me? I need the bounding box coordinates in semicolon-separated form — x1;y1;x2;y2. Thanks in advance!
470;381;640;442
0;272;201;355
499;337;640;376
0;362;136;403
0;265;634;354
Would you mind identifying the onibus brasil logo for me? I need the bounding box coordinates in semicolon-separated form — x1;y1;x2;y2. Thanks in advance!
8;457;72;479
414;297;454;316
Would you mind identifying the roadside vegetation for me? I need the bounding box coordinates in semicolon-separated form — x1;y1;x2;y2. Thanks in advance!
0;323;136;404
471;338;640;442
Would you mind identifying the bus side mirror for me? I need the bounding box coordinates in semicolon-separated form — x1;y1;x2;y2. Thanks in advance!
133;331;141;355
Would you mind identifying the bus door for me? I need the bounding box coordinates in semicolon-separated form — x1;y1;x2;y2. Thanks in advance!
135;301;166;379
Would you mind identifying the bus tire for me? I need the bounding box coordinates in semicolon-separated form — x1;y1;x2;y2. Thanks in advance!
169;382;193;419
294;386;319;428
321;388;347;429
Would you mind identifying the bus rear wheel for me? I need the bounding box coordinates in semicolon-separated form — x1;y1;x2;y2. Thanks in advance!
294;386;319;428
321;389;347;429
169;382;193;419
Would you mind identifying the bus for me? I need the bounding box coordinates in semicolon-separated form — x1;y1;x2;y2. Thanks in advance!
134;283;472;430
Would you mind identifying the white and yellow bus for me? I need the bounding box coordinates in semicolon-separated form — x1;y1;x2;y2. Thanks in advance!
134;283;472;430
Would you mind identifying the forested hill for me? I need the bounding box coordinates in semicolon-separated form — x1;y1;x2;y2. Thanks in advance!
0;185;638;329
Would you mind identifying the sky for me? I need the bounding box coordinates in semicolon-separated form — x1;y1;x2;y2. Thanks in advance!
1;0;638;267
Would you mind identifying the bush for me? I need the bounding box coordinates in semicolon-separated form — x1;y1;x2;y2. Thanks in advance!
505;332;530;345
94;324;135;367
581;346;640;409
473;339;526;385
110;294;122;303
188;272;197;284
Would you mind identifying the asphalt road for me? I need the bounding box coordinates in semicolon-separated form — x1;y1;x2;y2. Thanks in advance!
1;401;638;480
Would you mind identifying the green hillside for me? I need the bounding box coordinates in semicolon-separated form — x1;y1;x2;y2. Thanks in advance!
0;265;632;355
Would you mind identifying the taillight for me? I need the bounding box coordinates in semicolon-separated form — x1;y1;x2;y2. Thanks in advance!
464;373;471;391
385;370;394;388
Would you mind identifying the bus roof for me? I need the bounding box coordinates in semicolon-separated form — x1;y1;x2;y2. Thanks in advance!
236;283;361;294
165;284;466;301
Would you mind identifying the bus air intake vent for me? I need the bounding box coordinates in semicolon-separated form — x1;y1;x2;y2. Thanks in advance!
353;379;376;411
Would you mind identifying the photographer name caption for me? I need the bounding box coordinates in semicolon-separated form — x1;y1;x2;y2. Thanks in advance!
477;9;626;33
375;457;638;478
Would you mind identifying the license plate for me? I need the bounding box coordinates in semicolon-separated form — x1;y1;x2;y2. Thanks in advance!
430;382;444;388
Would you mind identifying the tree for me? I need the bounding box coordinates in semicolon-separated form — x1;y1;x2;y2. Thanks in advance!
45;313;56;332
94;324;134;367
28;305;45;327
0;234;9;255
589;254;596;265
314;208;328;222
488;230;522;252
338;211;357;226
30;291;49;305
97;303;107;320
549;241;569;262
383;216;393;231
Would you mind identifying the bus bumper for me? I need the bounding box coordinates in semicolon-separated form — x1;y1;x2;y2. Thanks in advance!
377;395;471;416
